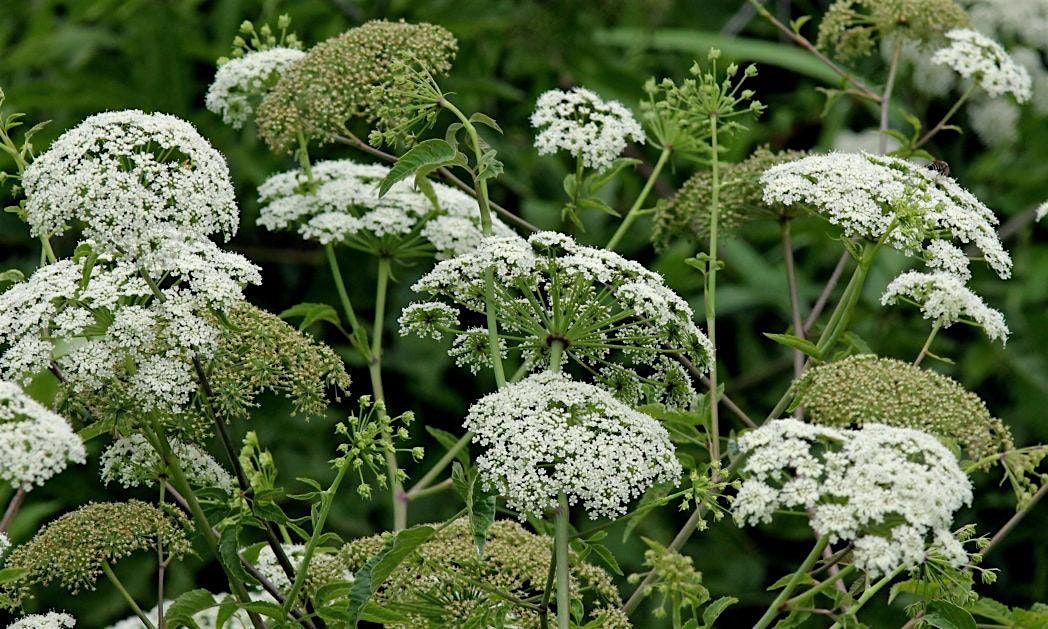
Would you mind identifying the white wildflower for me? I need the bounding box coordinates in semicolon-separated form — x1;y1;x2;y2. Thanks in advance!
464;372;682;519
733;419;972;578
761;152;1012;278
101;434;234;493
924;239;971;281
0;531;9;561
530;87;645;171
255;544;306;591
0;381;86;490
105;592;267;629
8;612;77;629
1036;200;1048;222
881;271;1009;343
932;29;1032;102
398;302;459;340
206;48;306;129
22;111;238;254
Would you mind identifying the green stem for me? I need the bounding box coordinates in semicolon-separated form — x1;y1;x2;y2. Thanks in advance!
784;564;858;611
705;117;721;462
828;566;905;629
753;535;830;629
606;146;671;250
555;492;571;629
407;431;473;498
282;461;350;617
913;320;942;367
102;561;156;629
324;244;370;357
370;257;405;530
880;40;903;154
40;236;57;265
915;83;976;149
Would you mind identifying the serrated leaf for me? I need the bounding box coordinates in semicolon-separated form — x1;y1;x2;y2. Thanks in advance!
218;526;254;587
380;139;457;196
764;332;820;358
767;571;818;591
469;112;503;134
452;462;496;556
585;541;622;575
924;601;977;629
347;525;436;624
278;302;340;331
164;589;215;629
701;596;738;627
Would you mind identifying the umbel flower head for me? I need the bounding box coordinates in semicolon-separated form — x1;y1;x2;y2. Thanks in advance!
0;381;85;490
882;270;1009;343
336;518;626;629
1;500;192;605
932;29;1032;102
760;151;1012;278
256;20;457;153
652;146;806;248
816;0;969;61
0;241;259;418
404;232;714;407
530;87;645;171
733;419;973;577
792;355;1013;463
100;433;234;493
464;372;682;519
206;48;306;129
21;110;238;254
257;159;516;258
8;612;77;629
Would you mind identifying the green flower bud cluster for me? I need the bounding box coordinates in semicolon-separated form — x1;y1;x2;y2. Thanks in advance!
220;14;303;65
1;501;191;606
336;518;624;628
652;146;806;249
256;20;457;153
335;395;420;500
793;354;1012;463
816;0;968;61
627;538;712;620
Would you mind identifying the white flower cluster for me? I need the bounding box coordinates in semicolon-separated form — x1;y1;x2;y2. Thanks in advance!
101;434;234;492
0;530;9;561
733;419;972;577
257;159;516;257
206;48;306;129
8;612;77;629
105;593;267;629
530;87;645;171
931;29;1032;102
881;271;1009;342
0;381;85;491
405;232;713;406
22;110;239;254
1037;200;1048;222
464;372;682;519
255;543;306;591
0;246;258;412
761;152;1012;278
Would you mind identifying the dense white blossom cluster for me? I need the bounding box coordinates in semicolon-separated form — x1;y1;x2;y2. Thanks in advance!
405;232;713;406
924;239;972;281
22;111;239;254
464;372;681;519
530;87;645;171
255;543;307;591
931;29;1032;102
100;434;234;492
0;248;258;412
8;612;77;629
257;159;515;257
0;381;85;490
733;419;972;577
882;271;1009;342
206;48;306;129
761;152;1012;278
0;531;9;561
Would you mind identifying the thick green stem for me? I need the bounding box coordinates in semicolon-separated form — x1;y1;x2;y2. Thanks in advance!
705;118;722;462
828;566;905;629
555;493;571;629
754;535;830;629
282;461;350;616
370;257;406;530
102;561;156;629
606;147;671;250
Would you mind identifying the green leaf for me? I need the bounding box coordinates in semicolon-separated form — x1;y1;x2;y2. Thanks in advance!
379;139;457;197
0;567;28;585
218;526;254;588
702;596;738;628
588;157;640;190
164;589;216;629
452;462;496;556
767;571;817;590
347;525;436;624
585;541;623;576
278;302;341;331
0;269;24;285
578;197;618;217
763;332;820;358
924;601;977;629
77;417;115;443
563;173;578;198
469;112;503;134
425;427;470;466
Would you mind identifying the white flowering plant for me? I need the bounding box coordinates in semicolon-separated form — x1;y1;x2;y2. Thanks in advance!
0;3;1045;629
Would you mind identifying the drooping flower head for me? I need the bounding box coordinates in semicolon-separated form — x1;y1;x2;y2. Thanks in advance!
256;20;457;153
257;159;516;258
100;433;234;493
22;111;238;254
0;381;85;490
530;87;645;171
8;612;77;629
932;29;1033;102
816;0;969;61
464;372;682;519
882;270;1009;342
733;419;973;577
404;232;714;407
206;48;306;129
336;518;625;628
1;501;192;605
761;152;1012;278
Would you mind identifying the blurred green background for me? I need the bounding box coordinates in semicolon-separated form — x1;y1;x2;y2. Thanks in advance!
1;0;1045;626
